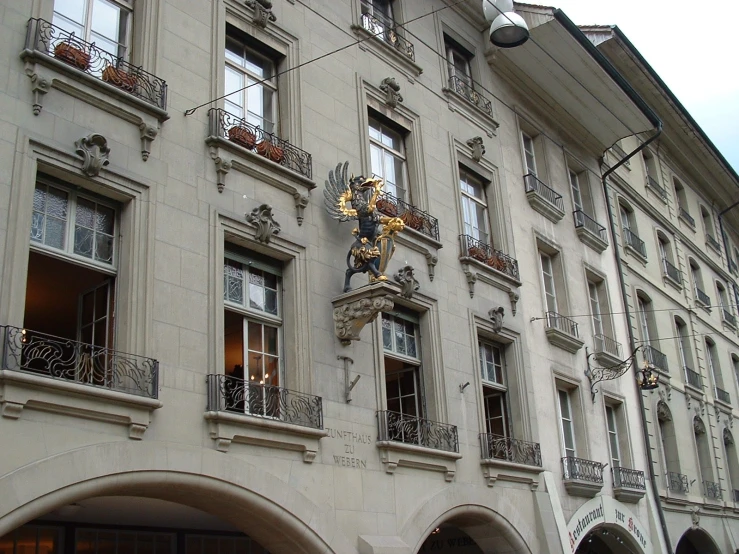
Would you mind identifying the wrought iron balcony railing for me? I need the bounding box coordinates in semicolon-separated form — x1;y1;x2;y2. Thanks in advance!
460;234;520;281
562;456;604;483
447;75;493;116
622;227;647;258
573;210;608;243
679;206;695;227
594;334;622;359
706;233;721;252
695;286;711;307
667;471;689;493
376;191;439;240
209;108;312;179
646;175;667;201
377;410;459;453
206;374;323;430
546;311;580;338
643;345;668;372
612;466;646;490
716;387;731;404
704;480;722;500
685;367;702;389
479;433;542;467
730;260;739;276
0;325;158;398
24;18;167;109
524;173;564;212
359;4;415;61
723;309;736;327
662;258;681;284
734;489;739;503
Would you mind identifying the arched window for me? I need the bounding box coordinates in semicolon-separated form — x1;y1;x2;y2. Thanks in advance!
657;401;683;492
674;317;694;382
637;292;666;370
674;178;688;211
706;339;727;402
619;201;646;258
689;258;710;307
658;231;680;285
694;416;718;498
717;281;735;326
701;206;720;251
725;429;739;502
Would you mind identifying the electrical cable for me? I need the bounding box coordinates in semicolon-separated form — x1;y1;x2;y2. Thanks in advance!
530;301;739;321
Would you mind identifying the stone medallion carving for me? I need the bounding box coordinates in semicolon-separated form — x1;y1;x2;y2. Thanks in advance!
489;306;504;333
466;137;485;162
246;204;281;243
246;0;276;27
75;133;110;177
394;265;420;299
380;77;403;109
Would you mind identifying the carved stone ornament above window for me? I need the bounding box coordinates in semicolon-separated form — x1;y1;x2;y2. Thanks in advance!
488;306;504;334
380;77;403;109
244;0;277;27
656;400;671;422
467;137;485;162
75;133;110;177
246;203;281;244
332;282;397;345
394;265;420;299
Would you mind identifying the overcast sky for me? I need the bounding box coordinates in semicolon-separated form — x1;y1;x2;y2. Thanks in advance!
550;0;739;175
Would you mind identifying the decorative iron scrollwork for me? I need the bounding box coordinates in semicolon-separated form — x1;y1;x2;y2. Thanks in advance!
377;410;458;453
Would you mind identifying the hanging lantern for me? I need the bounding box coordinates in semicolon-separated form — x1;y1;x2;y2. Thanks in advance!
637;361;659;390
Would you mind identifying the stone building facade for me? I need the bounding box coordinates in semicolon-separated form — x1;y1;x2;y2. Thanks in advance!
0;1;734;553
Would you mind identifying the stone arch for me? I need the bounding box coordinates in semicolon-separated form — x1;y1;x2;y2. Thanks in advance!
0;441;346;554
400;485;535;554
675;527;721;554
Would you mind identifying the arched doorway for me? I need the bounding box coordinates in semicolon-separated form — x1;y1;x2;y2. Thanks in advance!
675;528;721;554
415;511;530;554
574;525;642;554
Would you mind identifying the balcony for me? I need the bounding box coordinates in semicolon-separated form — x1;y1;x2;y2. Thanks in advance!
562;456;604;497
685;367;702;390
622;227;647;260
706;233;722;253
662;258;682;288
479;433;542;467
643;345;668;373
646;175;668;202
695;286;711;308
593;334;623;367
446;75;493;117
716;387;731;405
524;173;565;222
23;18;167;111
0;325;160;438
723;309;736;328
573;210;608;253
360;9;415;62
667;471;689;494
376;192;439;241
730;260;738;276
208;108;312;181
205;374;326;459
704;480;722;501
545;312;584;353
679;207;695;228
460;234;520;283
612;466;646;503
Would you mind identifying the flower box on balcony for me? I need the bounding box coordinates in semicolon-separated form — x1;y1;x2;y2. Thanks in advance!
256;140;285;163
468;246;488;263
228;126;257;150
102;65;137;92
54;42;90;70
376;196;398;216
400;210;425;232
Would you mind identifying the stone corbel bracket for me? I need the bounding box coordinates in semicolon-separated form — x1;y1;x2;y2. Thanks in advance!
139;123;158;161
211;154;232;193
26;70;52;116
294;192;309;226
332;282;398;345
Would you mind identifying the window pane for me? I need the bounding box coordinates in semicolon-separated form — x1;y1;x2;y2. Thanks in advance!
394;319;406;355
224;67;244;109
95;234;114;264
247;321;263;352
249;270;265;311
263;325;278;355
91;0;121;44
243;50;271;79
382;315;392;350
558;390;570;418
224;261;244;304
16;528;38;554
74;226;94;258
54;0;86;24
44;218;66;249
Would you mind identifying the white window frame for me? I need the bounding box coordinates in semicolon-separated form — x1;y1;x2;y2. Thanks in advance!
479;340;509;440
540;252;558;314
557;388;576;459
569;170;583;213
637;296;651;344
369;117;408;202
522;132;537;176
52;0;133;59
606;405;622;468
675;319;690;370
588;281;603;338
445;38;472;87
381;311;424;418
460;168;489;245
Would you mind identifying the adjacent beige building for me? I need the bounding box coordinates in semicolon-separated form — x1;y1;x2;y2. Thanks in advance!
0;1;735;553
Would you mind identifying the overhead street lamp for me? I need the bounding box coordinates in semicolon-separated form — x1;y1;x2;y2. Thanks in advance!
483;0;530;48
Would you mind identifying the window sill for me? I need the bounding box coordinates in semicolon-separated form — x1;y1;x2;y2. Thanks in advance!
441;87;500;138
706;239;722;255
479;458;543;488
685;382;704;397
350;25;423;80
0;369;162;439
662;273;683;291
21;51;168;156
206;136;316;197
204;410;328;462
679;213;696;231
563;478;603;498
526;190;565;223
575;226;608;253
644;184;668;204
613;485;646;503
623;244;648;265
593;349;623;369
545;327;584;353
376;440;462;482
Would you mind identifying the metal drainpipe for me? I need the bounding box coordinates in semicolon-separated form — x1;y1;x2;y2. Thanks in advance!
600;123;674;554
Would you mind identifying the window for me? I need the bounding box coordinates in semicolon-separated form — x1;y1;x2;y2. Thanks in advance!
656;401;681;483
606;405;621;468
76;529;175;554
636;294;660;359
382;311;424;420
706;339;724;393
225;29;277;133
643;150;659;181
717;281;730;310
361;0;394;27
0;525;63;554
557;389;576;458
588;281;603;338
223;249;283;416
540;252;558;314
460;168;489;245
657;234;670;264
674;178;688;210
479;340;509;441
675;317;693;372
25;180;118;360
445;37;473;88
724;430;739;501
694;416;715;486
522;132;537;176
369;116;408;201
701;206;715;239
689;259;709;306
52;0;132;59
569;169;583;212
588;276;616;354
